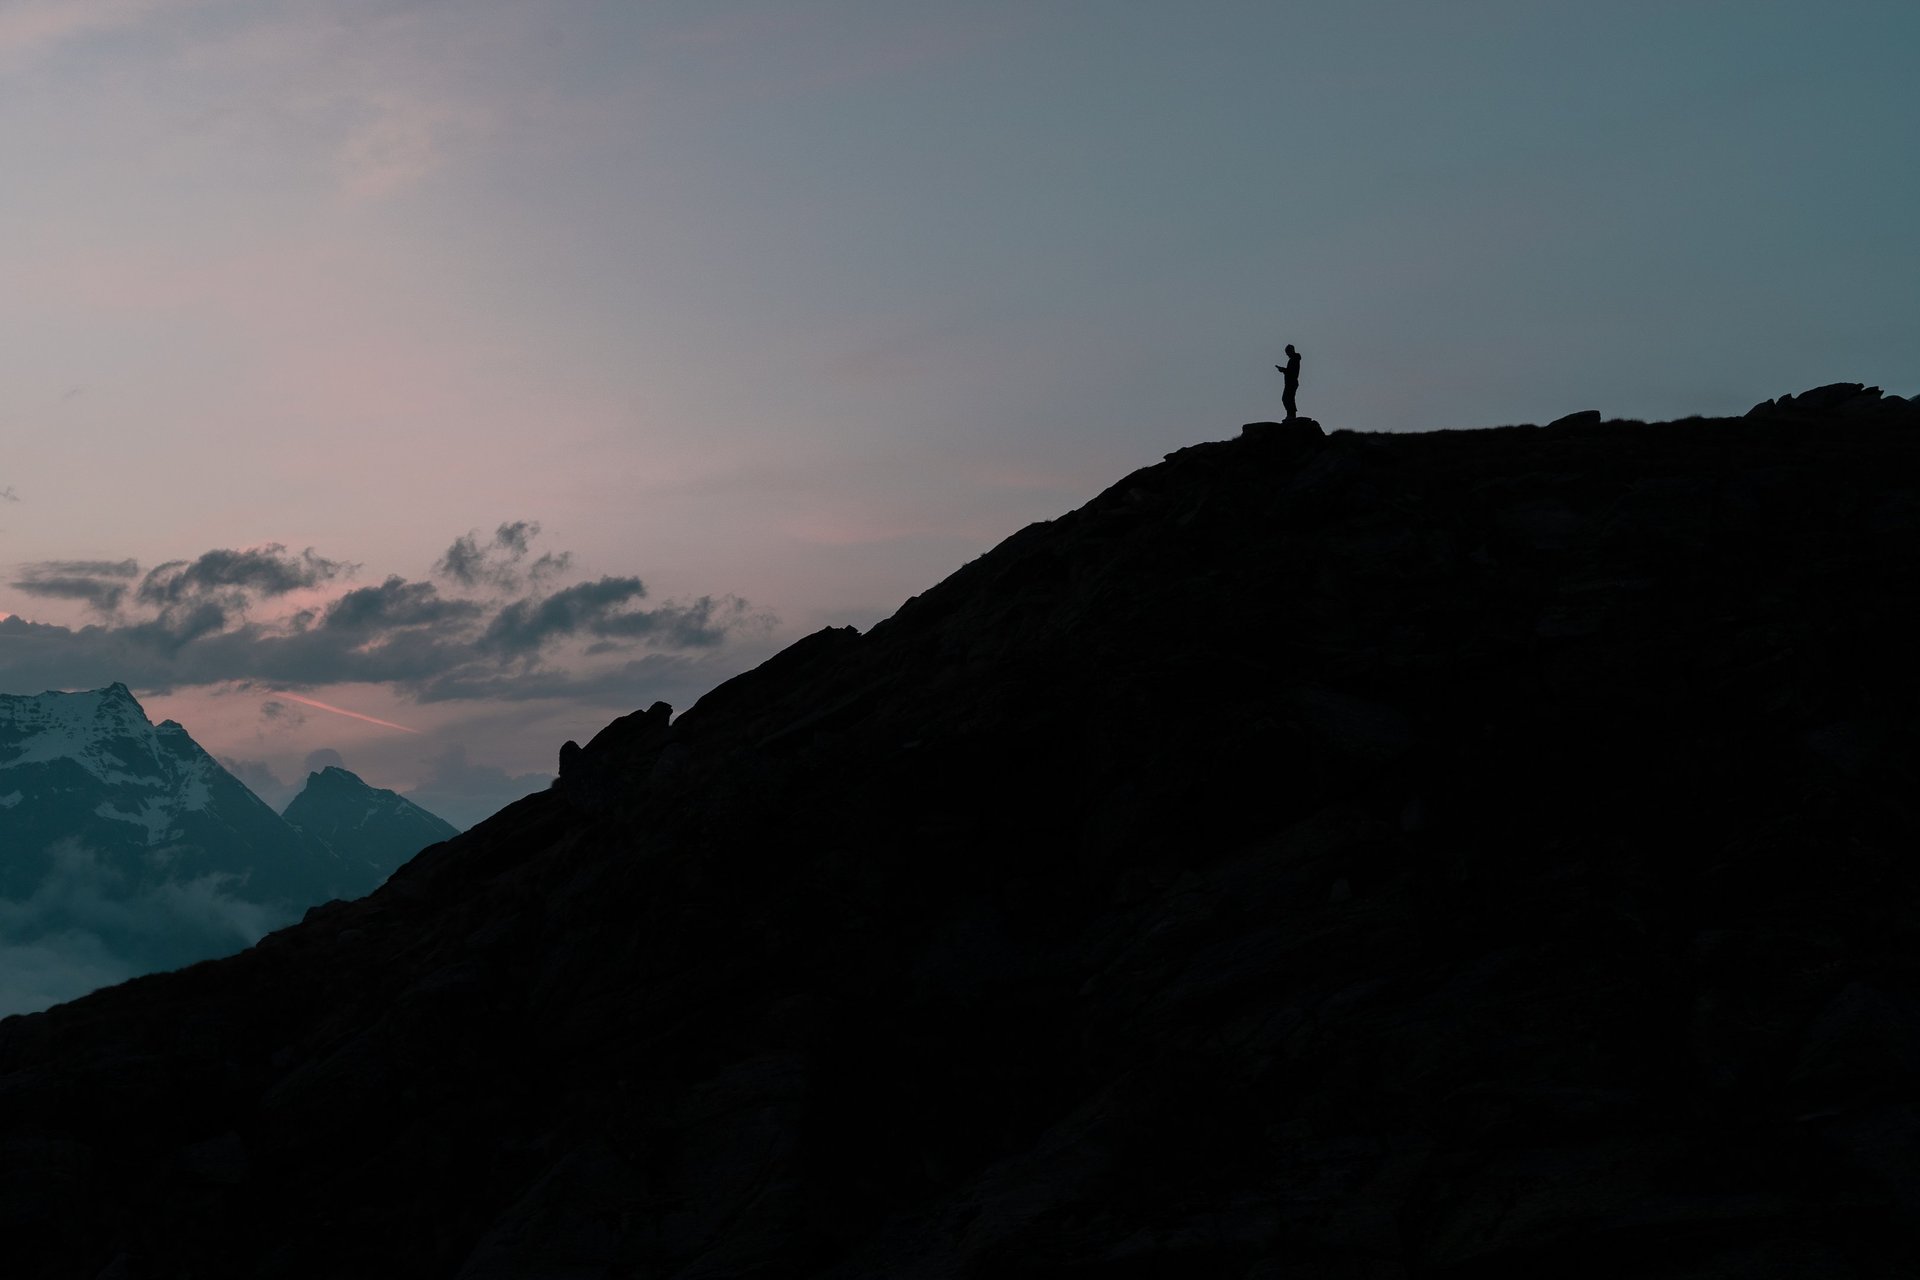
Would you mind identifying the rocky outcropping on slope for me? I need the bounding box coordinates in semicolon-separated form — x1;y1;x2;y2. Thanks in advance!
2;392;1919;1277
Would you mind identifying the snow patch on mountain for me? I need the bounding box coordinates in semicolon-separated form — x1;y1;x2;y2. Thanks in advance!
93;797;176;844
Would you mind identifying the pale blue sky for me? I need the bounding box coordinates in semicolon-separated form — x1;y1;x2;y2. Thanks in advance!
2;0;1915;819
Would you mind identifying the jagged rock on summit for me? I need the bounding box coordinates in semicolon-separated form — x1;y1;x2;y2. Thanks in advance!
555;700;675;811
1748;381;1900;418
1240;417;1324;446
1;391;1919;1278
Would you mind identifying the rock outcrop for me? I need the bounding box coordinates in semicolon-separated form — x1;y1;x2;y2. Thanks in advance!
1747;381;1906;417
1;391;1918;1277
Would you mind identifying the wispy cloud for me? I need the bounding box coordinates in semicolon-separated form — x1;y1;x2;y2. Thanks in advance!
0;0;175;67
0;838;284;1017
153;1;533;201
138;545;349;605
334;88;492;200
11;558;141;612
436;521;571;592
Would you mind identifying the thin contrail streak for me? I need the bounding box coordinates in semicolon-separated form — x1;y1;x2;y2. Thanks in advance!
271;691;422;734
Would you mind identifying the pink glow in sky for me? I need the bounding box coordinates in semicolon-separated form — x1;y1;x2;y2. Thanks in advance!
4;1;1916;827
269;692;421;736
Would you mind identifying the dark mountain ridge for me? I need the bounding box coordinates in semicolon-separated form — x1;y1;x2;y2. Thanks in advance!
3;388;1919;1277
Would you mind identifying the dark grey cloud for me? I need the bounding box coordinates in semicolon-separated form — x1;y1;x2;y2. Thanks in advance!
529;551;572;582
481;575;647;655
478;583;749;658
435;521;567;591
494;520;537;556
126;600;231;651
0;486;17;503
10;559;141;613
11;577;129;611
434;533;486;588
0;527;771;706
23;559;140;578
589;594;749;648
322;576;482;632
138;546;348;606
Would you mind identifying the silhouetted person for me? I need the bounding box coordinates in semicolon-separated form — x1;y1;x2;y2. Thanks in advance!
1276;345;1302;420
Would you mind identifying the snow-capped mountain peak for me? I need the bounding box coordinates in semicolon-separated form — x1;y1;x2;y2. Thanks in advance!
1;683;461;1015
0;683;187;797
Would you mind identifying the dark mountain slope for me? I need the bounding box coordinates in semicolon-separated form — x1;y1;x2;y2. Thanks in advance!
3;391;1920;1278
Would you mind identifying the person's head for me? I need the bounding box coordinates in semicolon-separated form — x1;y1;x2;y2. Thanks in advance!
1285;344;1296;356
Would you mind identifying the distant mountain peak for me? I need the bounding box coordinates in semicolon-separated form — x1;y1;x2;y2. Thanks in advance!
283;763;457;877
1;683;183;795
0;684;457;1013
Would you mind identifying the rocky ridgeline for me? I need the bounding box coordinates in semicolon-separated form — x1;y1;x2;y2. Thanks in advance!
3;391;1920;1277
